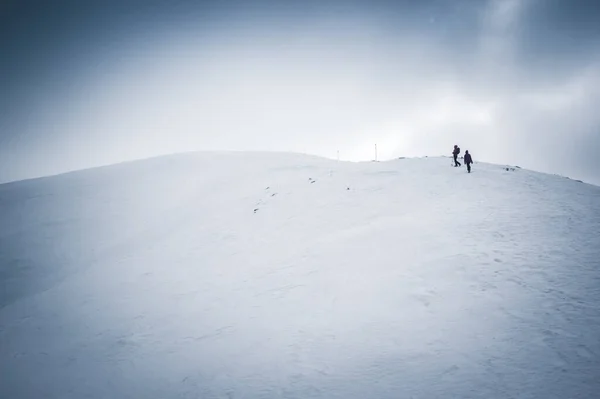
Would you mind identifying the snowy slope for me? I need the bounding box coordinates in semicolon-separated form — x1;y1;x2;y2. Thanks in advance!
1;152;599;399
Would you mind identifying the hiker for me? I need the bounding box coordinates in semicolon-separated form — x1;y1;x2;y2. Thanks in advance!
464;150;473;173
452;145;461;167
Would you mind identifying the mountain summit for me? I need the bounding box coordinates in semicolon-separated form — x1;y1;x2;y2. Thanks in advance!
2;152;599;398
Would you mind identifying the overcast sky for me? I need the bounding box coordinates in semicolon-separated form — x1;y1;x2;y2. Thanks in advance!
1;0;599;184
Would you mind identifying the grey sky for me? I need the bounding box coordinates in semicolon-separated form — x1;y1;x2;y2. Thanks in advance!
1;0;599;184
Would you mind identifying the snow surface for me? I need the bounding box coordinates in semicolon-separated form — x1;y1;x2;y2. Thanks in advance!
1;152;600;399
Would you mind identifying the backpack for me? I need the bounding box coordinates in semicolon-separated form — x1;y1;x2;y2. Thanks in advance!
456;147;461;155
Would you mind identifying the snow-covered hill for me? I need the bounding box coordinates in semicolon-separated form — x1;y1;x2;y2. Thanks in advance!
1;152;599;399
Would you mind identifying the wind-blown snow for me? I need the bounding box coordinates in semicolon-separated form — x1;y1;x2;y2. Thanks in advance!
1;152;599;398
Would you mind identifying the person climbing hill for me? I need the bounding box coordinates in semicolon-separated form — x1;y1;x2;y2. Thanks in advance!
464;150;473;173
452;145;461;167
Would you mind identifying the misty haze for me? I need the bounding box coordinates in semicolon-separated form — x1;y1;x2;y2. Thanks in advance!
1;1;600;398
1;0;599;184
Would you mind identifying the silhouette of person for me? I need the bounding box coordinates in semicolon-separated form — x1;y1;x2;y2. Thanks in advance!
464;150;473;173
452;145;461;167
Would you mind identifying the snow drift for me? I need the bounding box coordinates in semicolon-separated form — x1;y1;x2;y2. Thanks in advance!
1;152;599;398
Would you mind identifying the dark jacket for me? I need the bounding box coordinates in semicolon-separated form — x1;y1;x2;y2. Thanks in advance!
453;147;460;156
464;153;473;164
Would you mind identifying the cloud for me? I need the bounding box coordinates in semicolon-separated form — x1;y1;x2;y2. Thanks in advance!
0;0;599;185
